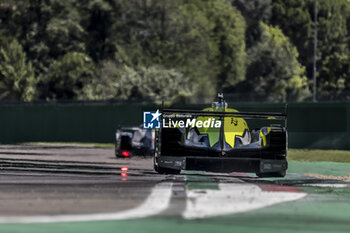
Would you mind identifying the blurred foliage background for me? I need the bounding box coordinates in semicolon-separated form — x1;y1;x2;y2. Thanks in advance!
0;0;350;103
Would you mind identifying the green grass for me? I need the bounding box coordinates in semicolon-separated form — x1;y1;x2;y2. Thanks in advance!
289;149;350;163
22;142;114;149
288;161;350;176
90;143;114;148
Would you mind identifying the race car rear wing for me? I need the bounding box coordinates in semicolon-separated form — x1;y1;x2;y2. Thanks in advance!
161;105;288;129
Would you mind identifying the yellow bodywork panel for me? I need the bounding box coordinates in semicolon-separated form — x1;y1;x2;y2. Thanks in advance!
223;108;249;148
196;107;249;148
196;108;220;147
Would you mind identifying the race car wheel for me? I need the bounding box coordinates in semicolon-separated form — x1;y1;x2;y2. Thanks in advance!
115;141;118;157
256;170;286;178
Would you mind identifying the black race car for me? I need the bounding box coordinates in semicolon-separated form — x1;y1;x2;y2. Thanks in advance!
153;94;288;177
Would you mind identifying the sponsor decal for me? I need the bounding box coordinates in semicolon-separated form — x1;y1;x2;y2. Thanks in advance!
143;110;221;129
143;110;161;129
162;118;221;128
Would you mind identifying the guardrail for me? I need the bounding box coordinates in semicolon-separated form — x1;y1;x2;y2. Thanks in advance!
0;102;348;149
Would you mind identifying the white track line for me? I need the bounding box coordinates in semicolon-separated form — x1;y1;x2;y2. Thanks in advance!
183;181;307;219
0;182;173;223
303;183;349;188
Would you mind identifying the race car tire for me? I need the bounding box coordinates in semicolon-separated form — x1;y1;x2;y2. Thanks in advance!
115;141;118;157
256;170;286;178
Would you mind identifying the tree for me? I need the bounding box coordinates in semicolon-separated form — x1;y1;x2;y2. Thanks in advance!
0;37;37;101
271;0;313;76
109;0;217;101
314;0;350;100
0;0;86;76
231;0;272;48
235;23;310;102
38;52;95;100
0;0;249;102
80;62;194;103
105;0;246;101
203;0;246;89
271;0;350;100
78;0;122;61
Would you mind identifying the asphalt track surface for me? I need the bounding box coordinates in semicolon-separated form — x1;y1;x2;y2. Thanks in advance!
0;145;349;233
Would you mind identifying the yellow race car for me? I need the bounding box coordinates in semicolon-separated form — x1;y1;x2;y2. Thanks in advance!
154;93;288;177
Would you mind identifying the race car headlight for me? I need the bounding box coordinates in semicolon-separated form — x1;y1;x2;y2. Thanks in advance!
261;127;269;136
